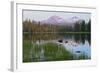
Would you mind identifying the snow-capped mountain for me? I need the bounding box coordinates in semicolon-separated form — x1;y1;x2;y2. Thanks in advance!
47;16;66;24
41;16;66;25
70;16;80;22
40;15;84;26
66;16;84;25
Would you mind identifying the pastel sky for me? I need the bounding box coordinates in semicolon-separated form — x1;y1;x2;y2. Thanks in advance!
23;10;91;23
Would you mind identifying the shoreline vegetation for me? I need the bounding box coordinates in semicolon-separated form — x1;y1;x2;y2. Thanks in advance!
23;40;89;62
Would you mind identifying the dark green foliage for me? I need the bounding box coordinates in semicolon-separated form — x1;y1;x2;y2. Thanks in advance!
81;20;85;32
43;43;73;61
23;40;32;62
87;20;91;32
74;22;81;32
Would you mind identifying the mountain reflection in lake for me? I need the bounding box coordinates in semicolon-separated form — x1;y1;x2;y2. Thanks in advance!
60;33;91;59
57;33;91;59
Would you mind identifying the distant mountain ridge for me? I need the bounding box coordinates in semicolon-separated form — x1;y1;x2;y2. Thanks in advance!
40;15;84;26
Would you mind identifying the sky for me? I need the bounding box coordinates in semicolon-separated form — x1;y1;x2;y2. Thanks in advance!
23;10;91;23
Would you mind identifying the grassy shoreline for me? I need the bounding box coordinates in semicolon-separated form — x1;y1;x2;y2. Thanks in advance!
23;40;73;62
23;40;89;62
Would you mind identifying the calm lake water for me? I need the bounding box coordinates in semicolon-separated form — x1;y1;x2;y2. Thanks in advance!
58;34;91;59
30;34;91;61
62;40;90;59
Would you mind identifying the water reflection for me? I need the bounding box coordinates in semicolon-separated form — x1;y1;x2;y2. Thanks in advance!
58;33;91;59
23;32;91;62
59;33;91;45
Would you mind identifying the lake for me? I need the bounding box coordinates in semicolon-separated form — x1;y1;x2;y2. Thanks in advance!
23;33;91;62
57;33;91;59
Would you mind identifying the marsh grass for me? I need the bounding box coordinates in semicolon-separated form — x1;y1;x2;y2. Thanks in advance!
23;40;89;62
23;40;74;62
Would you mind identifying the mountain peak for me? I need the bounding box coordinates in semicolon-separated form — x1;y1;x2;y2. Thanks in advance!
71;16;79;19
46;15;65;24
70;16;80;22
49;15;62;20
41;15;84;26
